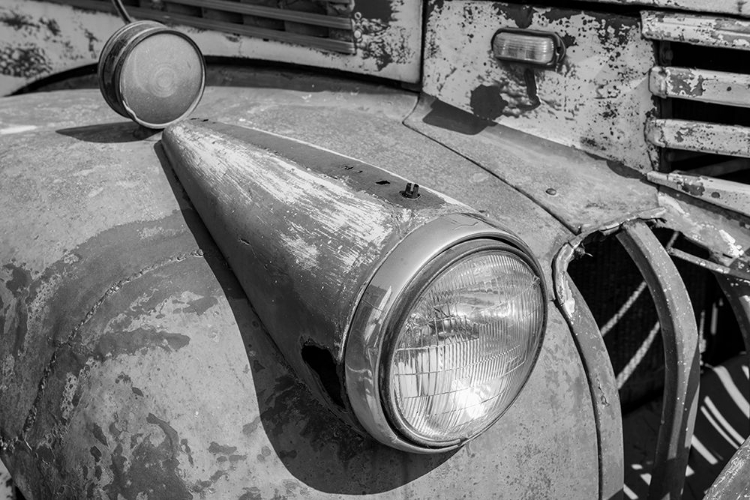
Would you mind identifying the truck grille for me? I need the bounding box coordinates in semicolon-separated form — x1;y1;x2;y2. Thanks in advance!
47;0;356;54
642;11;750;181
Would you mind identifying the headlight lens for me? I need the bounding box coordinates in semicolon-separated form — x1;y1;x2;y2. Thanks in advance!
384;244;545;445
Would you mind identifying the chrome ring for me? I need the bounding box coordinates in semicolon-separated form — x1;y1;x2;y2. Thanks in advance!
343;212;545;453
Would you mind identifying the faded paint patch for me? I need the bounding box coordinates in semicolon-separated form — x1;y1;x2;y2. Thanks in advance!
104;414;192;500
0;125;37;135
94;326;190;360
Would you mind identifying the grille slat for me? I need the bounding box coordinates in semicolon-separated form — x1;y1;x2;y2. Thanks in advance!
642;11;750;51
643;11;750;178
646;119;750;159
650;66;750;109
48;0;356;54
166;0;352;30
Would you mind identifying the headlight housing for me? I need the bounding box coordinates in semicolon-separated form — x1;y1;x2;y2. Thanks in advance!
345;213;547;453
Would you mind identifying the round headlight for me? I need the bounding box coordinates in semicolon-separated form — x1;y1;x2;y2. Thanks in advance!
98;21;205;129
345;214;547;453
385;241;544;446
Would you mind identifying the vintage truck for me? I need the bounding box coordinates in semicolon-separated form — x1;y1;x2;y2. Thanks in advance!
0;0;749;498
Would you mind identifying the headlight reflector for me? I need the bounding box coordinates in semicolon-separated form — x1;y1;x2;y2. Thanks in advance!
386;244;545;445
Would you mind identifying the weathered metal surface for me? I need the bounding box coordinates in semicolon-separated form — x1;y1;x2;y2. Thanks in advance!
598;0;750;17
0;462;14;500
423;1;657;171
655;190;750;267
553;254;624;500
404;95;660;233
0;70;599;498
161;119;467;426
650;66;750;108
646;119;750;158
642;11;750;50
668;247;750;282
704;437;750;500
715;275;750;373
647;171;750;219
49;0;356;54
616;221;701;500
0;0;421;95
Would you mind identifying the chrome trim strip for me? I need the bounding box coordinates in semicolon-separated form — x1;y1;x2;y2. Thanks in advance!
343;212;543;453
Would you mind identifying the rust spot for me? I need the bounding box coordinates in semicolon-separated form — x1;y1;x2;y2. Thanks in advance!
95;326;190;360
92;424;108;447
501;4;534;29
105;414;191;500
208;441;237;455
179;295;218;316
680;181;706;197
239;487;263;500
0;12;35;30
180;439;194;466
0;46;51;78
242;416;261;436
469;85;508;121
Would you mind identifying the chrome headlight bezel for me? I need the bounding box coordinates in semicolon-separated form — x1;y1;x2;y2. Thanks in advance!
343;213;548;453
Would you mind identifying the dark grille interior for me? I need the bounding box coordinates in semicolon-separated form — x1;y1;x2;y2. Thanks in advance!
568;229;743;413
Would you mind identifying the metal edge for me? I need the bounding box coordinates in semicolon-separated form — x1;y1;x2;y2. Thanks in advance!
616;221;700;500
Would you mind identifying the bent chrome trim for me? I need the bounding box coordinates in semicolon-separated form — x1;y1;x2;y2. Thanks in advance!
344;212;545;453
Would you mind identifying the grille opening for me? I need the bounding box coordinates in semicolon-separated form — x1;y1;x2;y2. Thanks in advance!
50;0;356;54
568;229;742;413
669;42;750;75
657;41;750;181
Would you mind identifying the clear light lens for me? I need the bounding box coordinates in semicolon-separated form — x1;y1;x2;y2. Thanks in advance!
388;250;544;444
493;32;556;65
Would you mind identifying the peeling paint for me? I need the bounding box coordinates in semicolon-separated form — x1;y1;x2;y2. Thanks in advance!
643;11;750;51
646;119;750;158
650;66;750;108
423;1;656;171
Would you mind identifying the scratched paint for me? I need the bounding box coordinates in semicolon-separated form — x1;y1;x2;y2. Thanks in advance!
423;1;657;171
642;11;750;51
0;0;421;95
0;72;598;498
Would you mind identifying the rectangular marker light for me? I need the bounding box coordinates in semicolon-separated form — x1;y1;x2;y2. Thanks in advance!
492;30;564;67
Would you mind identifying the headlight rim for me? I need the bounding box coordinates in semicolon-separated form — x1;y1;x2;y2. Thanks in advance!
380;239;547;448
343;212;547;454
